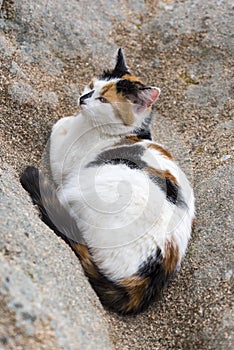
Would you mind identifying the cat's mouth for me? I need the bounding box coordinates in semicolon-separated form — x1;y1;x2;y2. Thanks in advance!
79;101;87;110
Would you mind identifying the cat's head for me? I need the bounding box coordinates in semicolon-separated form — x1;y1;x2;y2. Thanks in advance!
79;48;160;136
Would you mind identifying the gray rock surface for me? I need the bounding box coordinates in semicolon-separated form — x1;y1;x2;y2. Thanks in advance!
192;163;233;350
143;0;234;114
1;0;145;73
8;81;39;105
0;0;233;349
0;167;112;350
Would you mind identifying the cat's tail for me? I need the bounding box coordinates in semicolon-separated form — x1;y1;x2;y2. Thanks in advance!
20;166;170;315
20;166;84;245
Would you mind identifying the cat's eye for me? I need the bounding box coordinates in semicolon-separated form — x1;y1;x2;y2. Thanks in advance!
98;97;108;103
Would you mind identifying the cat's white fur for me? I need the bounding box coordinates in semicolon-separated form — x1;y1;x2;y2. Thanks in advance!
50;77;195;282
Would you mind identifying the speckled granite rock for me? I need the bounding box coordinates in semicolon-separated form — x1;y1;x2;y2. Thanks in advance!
1;0;145;73
0;0;233;349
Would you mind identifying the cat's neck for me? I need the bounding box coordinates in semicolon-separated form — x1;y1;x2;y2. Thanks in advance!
78;111;138;143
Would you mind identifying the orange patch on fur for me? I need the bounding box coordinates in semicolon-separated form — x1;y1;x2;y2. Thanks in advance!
101;83;120;103
114;135;142;147
58;127;68;136
101;82;116;96
122;74;142;83
101;82;135;126
126;135;142;143
163;239;179;274
120;275;149;312
164;170;179;184
145;166;179;185
71;243;99;279
147;143;173;160
89;80;94;89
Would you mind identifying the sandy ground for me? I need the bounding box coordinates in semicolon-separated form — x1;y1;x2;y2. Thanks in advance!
0;0;233;349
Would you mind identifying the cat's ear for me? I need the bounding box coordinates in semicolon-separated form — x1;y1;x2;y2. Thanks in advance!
128;87;160;109
112;48;130;77
100;48;130;80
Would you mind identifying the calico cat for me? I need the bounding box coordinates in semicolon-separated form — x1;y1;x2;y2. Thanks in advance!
20;49;195;315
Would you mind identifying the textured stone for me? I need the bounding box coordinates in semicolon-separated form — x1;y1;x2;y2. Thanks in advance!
143;0;234;114
192;163;234;350
10;61;27;79
1;0;145;72
41;91;59;109
0;0;233;349
8;81;39;105
0;35;15;58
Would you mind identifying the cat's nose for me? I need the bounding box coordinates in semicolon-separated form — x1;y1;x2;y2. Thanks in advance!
79;90;94;105
79;96;86;105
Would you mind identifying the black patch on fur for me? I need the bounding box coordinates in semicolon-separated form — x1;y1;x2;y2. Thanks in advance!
166;178;178;204
148;173;186;208
87;145;186;207
116;79;152;107
20;166;83;244
116;79;143;98
134;112;154;140
135;248;174;311
86;144;147;170
166;179;186;207
100;48;130;80
83;264;131;315
138;248;164;278
79;90;94;105
135;128;152;140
